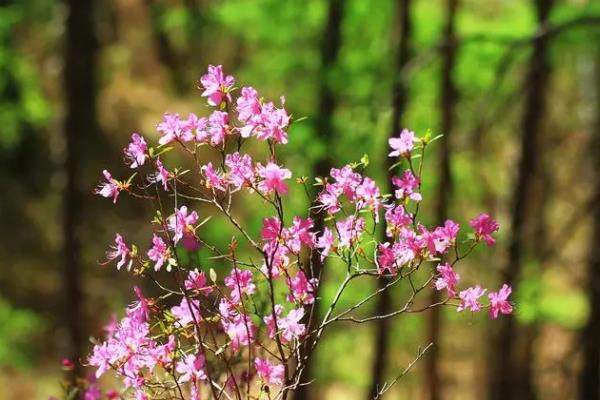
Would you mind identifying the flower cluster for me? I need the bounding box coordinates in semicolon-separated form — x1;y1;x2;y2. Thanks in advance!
64;65;513;400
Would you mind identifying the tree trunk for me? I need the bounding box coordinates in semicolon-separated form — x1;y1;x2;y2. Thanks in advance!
426;1;458;399
488;1;554;399
367;1;412;398
578;50;600;400
294;1;345;398
63;0;97;378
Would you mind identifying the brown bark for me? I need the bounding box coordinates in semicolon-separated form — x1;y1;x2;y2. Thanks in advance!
63;0;97;378
487;1;554;399
578;51;600;400
367;1;412;398
294;1;345;398
425;1;458;399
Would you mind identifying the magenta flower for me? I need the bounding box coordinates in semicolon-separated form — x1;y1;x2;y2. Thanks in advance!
286;217;315;252
225;268;256;304
225;152;255;190
257;162;292;195
223;314;256;352
208;110;230;145
176;353;207;383
457;286;487;312
106;233;131;270
316;227;334;261
434;263;460;298
279;308;306;342
385;205;412;236
185;269;213;295
156;113;183;145
95;170;123;203
150;158;170;191
125;133;148;168
181;113;206;142
201;162;226;191
167;206;199;246
236;86;261;125
377;243;398;275
254;99;290;144
287;270;318;304
147;234;169;271
392;170;421;201
388;128;415;157
199;64;234;106
488;284;513;319
336;216;365;249
261;217;282;243
470;213;500;246
433;219;460;254
171;298;202;326
317;183;343;214
255;357;284;385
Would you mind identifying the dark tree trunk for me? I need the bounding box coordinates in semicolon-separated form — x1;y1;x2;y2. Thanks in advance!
367;1;412;398
426;1;458;399
488;1;554;399
578;51;600;400
63;0;97;377
294;1;345;399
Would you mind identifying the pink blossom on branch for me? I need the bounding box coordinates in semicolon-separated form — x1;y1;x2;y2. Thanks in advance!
488;284;513;319
124;133;148;168
388;128;416;157
457;286;487;312
199;64;234;106
255;357;285;385
470;213;500;246
257;162;292;195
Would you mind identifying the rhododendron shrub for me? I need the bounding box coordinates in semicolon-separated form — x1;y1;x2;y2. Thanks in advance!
61;65;512;400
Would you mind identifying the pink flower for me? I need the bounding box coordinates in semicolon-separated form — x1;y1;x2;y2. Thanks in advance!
199;64;234;106
171;298;202;326
316;227;334;260
470;213;500;246
255;358;284;385
125;133;148;168
457;286;486;312
236;86;261;125
377;243;398;275
317;183;343;214
388;128;415;157
176;353;207;383
182;113;207;142
279;308;305;342
261;217;282;243
336;216;365;249
257;162;292;195
147;234;169;271
392;170;421;201
254;99;290;144
355;177;382;218
185;269;213;295
225;152;255;190
208;111;230;145
488;284;513;319
330;165;362;200
157;113;183;145
201;162;226;191
107;233;131;270
223;314;256;351
225;268;256;303
434;263;460;298
150;158;170;191
95;170;123;203
167;206;199;246
286;217;315;252
287;270;318;304
385;205;412;236
433;219;460;254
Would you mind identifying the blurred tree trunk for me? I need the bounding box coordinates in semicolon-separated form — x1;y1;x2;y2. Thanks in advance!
426;1;458;400
488;1;554;399
63;0;97;377
294;1;345;399
578;51;600;400
367;1;412;398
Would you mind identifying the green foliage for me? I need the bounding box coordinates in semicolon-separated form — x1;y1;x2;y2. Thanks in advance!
0;298;44;370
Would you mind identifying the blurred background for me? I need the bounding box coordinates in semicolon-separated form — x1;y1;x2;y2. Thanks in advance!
1;0;599;399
